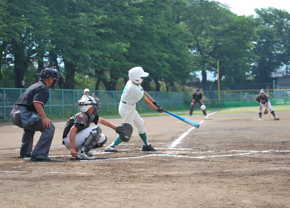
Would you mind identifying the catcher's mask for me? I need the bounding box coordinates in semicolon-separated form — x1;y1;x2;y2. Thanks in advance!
78;96;101;118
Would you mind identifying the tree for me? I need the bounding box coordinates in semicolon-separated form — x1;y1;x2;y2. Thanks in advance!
252;8;290;82
183;0;257;89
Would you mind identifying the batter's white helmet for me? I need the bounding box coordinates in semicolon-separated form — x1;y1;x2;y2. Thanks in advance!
128;67;149;83
79;95;97;112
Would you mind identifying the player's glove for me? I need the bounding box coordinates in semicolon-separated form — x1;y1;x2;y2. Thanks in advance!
153;101;160;108
264;109;269;114
156;107;164;113
115;123;133;142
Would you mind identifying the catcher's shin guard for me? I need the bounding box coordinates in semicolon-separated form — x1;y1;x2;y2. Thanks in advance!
81;126;102;153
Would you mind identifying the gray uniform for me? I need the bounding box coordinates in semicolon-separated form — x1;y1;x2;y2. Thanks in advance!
10;80;55;157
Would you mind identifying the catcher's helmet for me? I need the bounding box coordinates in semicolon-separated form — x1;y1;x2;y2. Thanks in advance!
79;95;100;113
128;67;149;83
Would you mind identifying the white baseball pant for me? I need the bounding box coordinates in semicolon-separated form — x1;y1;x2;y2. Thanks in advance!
118;102;146;134
259;100;274;113
63;126;106;151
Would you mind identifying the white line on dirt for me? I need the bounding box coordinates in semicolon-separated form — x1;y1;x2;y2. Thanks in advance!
169;111;219;149
1;166;290;176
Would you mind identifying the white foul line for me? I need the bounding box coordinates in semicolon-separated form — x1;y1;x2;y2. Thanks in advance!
169;111;219;149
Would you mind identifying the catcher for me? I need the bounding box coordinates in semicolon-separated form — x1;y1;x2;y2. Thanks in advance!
104;67;164;153
62;95;117;160
256;89;279;120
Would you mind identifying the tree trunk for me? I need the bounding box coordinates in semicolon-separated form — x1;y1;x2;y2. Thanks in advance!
13;44;27;88
201;70;207;90
63;60;76;89
95;77;101;90
154;77;160;91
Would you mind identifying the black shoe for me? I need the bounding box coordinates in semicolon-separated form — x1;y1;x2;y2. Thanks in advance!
142;144;157;151
19;153;31;158
30;153;51;161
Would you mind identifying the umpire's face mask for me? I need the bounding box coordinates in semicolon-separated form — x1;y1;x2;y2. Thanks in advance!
50;78;58;89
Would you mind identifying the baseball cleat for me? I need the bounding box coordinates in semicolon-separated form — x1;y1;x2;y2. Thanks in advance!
20;153;31;158
259;118;262;120
104;146;119;153
142;144;157;151
30;153;51;161
188;114;192;116
76;151;95;160
86;151;93;157
274;118;280;120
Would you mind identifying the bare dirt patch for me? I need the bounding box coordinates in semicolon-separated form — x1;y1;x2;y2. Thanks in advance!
0;111;290;208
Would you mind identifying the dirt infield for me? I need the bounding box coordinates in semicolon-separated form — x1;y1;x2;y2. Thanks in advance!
0;111;290;208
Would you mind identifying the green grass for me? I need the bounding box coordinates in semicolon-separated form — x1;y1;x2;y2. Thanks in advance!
218;105;290;114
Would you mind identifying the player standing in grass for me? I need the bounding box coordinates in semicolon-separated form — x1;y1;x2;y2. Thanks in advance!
104;67;164;153
189;88;207;116
256;89;279;120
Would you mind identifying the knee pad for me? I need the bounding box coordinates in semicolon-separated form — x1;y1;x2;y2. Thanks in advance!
81;126;102;152
94;135;107;148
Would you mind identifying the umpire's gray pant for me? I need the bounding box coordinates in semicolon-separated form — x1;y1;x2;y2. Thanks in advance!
10;105;55;157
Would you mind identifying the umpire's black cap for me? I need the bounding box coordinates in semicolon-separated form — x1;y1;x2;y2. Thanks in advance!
196;88;200;92
40;67;59;79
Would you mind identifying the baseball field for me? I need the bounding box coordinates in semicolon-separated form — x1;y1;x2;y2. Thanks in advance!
0;109;290;208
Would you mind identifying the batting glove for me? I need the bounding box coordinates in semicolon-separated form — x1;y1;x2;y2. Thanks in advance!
156;107;164;113
153;101;160;108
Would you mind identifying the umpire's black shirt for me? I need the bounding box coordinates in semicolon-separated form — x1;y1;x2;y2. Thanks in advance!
16;80;49;112
192;93;202;100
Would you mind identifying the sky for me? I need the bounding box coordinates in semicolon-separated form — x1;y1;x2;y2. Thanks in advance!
216;0;290;16
198;0;290;81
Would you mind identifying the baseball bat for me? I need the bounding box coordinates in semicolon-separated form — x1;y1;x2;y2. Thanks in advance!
163;110;200;128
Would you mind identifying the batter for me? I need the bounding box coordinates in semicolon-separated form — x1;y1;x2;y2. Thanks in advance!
104;67;164;152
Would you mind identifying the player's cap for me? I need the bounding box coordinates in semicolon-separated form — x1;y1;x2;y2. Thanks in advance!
40;67;59;79
196;88;200;92
84;88;90;93
260;89;265;94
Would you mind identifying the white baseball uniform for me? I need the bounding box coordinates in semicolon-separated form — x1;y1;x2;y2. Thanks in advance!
119;80;146;134
63;126;107;151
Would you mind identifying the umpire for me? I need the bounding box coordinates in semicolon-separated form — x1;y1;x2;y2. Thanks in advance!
10;67;59;161
189;88;207;116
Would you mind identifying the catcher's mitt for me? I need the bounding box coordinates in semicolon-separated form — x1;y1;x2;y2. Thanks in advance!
264;109;269;114
115;123;133;142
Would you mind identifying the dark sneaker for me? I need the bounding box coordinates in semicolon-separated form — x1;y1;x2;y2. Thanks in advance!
104;146;119;153
30;153;51;162
142;144;157;151
20;153;31;158
274;118;280;120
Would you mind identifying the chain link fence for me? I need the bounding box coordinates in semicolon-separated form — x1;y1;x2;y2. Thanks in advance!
0;88;184;121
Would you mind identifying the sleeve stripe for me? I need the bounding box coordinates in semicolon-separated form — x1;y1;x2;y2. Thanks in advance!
33;101;45;107
140;93;146;101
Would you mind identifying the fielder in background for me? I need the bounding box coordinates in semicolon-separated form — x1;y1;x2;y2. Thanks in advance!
189;88;207;116
256;89;279;120
62;96;117;160
10;67;60;161
82;88;90;99
104;67;164;153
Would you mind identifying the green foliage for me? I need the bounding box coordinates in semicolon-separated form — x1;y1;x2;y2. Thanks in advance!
1;0;290;91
